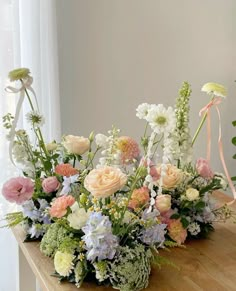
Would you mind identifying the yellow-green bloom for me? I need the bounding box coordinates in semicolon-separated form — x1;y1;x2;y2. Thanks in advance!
8;68;30;81
54;251;75;277
201;82;227;98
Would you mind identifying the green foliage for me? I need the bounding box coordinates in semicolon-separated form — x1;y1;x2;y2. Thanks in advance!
1;212;24;228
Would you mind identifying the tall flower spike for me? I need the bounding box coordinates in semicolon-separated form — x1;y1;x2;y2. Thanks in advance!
174;81;192;166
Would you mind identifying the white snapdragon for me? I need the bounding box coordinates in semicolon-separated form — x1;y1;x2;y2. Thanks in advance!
95;134;109;148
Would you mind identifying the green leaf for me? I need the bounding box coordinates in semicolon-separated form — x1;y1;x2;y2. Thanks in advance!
43;160;52;171
195;201;205;210
231;176;236;181
181;217;189;228
233;154;236;159
170;213;180;219
232;137;236;146
232;120;236;127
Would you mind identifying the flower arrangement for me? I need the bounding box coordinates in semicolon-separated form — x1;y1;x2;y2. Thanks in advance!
1;68;235;290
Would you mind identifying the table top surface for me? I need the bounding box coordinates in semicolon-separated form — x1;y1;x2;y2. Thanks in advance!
12;191;236;291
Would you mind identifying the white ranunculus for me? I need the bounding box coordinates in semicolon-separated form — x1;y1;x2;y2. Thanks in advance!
67;206;90;230
185;188;199;201
95;134;108;148
63;135;90;155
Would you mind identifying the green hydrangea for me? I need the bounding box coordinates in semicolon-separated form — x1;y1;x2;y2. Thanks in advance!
40;223;72;257
74;260;87;288
108;244;153;291
93;261;109;282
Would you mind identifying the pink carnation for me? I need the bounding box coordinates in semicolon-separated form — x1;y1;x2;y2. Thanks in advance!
167;219;187;245
196;158;214;179
2;177;34;205
42;176;60;193
49;195;75;218
55;163;78;177
117;136;140;165
128;186;150;209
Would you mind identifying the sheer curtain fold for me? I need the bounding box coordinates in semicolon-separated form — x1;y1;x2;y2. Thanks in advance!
0;1;60;290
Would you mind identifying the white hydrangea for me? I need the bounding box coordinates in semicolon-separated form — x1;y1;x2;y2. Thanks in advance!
67;202;90;230
188;222;201;236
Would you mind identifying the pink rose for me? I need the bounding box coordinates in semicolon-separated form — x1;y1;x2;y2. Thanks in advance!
49;195;75;218
2;177;34;204
196;158;214;179
42;177;60;193
84;166;127;198
167;219;187;245
128;187;150;209
155;194;171;213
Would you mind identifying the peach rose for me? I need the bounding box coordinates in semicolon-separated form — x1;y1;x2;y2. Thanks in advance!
84;166;127;198
167;219;187;245
128;187;150;209
63;135;90;155
155;194;171;213
49;195;75;218
157;164;183;189
42;176;60;193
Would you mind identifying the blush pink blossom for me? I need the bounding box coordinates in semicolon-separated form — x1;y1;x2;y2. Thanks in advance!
128;187;150;209
2;177;34;204
196;158;214;179
140;158;160;181
49;195;75;218
42;176;60;193
167;219;187;245
117;136;140;165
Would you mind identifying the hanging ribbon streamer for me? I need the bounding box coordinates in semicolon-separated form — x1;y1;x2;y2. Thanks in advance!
199;97;236;205
5;76;38;165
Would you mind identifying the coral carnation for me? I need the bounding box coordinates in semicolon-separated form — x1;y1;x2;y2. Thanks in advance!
167;219;187;245
128;187;150;209
55;163;78;177
50;195;75;218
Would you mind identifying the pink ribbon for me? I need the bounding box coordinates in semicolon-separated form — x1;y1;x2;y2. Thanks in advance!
199;97;236;205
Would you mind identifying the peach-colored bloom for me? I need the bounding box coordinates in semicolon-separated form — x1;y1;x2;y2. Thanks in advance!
42;176;60;193
2;177;34;204
55;164;78;177
157;164;183;189
196;158;213;179
155;194;171;213
49;195;75;218
117;136;140;164
128;187;150;209
167;219;187;245
84;166;127;198
63;135;90;155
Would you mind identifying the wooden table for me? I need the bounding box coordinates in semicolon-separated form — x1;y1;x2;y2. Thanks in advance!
13;192;236;291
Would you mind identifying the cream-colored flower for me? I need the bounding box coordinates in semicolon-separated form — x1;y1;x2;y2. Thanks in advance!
84;166;127;198
67;203;90;230
46;142;58;151
155;194;171;213
63;135;90;155
201;82;227;98
8;68;30;81
185;188;199;201
54;251;75;277
157;164;183;190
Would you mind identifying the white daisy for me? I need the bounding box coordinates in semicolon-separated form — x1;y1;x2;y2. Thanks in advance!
136;103;152;120
26;110;45;127
146;104;176;134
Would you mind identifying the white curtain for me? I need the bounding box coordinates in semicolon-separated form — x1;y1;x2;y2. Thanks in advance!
0;1;60;290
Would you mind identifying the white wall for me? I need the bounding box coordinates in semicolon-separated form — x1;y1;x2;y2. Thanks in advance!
56;0;236;188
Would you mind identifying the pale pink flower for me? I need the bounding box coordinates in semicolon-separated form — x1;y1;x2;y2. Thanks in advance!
196;158;213;179
128;187;150;209
155;194;171;213
2;177;34;204
167;219;187;245
117;136;140;164
140;158;160;181
84;166;127;199
49;195;75;218
55;164;78;177
42;177;60;193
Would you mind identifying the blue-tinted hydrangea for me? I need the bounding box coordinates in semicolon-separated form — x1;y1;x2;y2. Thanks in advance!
140;224;167;246
82;212;119;262
28;223;45;238
22;199;50;224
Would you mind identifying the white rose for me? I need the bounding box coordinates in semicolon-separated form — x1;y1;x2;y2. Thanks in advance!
63;135;90;155
95;134;108;148
185;188;199;201
67;205;90;230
